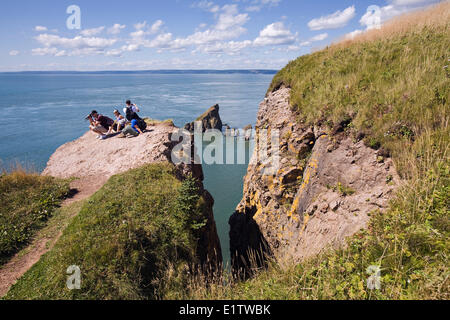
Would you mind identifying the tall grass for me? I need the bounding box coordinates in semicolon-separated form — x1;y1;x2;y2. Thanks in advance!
0;166;70;265
338;1;450;46
4;163;212;300
178;4;449;300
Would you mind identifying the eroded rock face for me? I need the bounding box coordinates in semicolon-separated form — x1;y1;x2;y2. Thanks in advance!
184;104;223;132
43;122;222;270
231;87;399;273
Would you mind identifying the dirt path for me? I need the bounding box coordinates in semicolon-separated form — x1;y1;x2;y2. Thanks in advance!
0;177;106;298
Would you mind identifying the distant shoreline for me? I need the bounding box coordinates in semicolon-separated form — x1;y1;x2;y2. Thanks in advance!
0;69;279;75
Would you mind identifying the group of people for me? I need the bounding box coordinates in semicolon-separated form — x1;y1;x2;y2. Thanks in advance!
86;100;147;140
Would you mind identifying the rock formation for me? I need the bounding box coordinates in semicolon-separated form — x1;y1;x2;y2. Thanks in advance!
230;86;399;275
43;121;222;269
243;124;253;141
184;104;223;132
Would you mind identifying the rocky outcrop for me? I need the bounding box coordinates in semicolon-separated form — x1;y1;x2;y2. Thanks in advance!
230;86;399;274
43;121;222;270
184;104;223;132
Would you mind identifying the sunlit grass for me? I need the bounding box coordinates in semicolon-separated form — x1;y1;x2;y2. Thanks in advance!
179;3;449;300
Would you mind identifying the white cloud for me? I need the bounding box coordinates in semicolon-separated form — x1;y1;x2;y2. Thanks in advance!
346;0;440;39
310;33;328;42
33;33;117;57
215;5;249;31
9;50;20;56
35;34;116;49
32;47;66;57
150;20;164;34
299;33;328;46
130;20;164;40
28;1;294;59
134;21;147;30
344;29;364;40
147;33;174;48
308;6;356;30
80;26;105;37
361;1;439;28
254;22;296;46
389;0;434;5
195;40;253;55
244;0;282;12
34;26;48;32
192;1;220;13
127;4;250;54
108;24;126;35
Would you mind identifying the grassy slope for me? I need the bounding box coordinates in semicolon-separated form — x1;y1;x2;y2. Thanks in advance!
181;4;449;300
5;163;206;300
0;170;70;265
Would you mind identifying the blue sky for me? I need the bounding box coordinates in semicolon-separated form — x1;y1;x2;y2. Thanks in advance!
0;0;442;71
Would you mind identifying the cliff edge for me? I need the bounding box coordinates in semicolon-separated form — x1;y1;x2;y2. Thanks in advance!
230;87;400;274
43;121;222;269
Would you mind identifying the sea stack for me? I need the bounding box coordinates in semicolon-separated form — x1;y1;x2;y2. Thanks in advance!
184;104;223;132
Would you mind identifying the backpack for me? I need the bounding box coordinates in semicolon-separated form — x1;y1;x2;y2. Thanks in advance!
137;119;147;131
125;107;141;122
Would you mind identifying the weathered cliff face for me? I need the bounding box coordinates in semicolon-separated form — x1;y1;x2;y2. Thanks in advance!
231;86;399;274
184;104;223;132
43;121;222;269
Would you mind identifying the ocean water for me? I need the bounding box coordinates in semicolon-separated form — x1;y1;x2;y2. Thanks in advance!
0;71;275;265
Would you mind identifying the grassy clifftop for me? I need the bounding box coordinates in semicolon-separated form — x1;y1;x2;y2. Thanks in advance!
181;3;449;300
5;163;208;300
270;2;448;166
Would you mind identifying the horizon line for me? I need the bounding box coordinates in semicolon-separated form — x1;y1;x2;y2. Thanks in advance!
0;69;279;74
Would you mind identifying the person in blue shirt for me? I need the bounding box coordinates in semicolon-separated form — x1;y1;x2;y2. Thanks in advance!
121;119;144;138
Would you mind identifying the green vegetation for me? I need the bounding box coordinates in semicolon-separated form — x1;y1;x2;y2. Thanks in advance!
327;182;356;197
269;10;449;166
180;4;449;300
144;117;175;127
2;4;448;301
0;170;70;265
5;163;205;300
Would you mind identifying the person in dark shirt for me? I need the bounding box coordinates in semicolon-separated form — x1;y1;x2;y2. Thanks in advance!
88;110;114;140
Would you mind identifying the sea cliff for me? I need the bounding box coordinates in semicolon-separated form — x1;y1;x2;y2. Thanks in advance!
230;87;400;275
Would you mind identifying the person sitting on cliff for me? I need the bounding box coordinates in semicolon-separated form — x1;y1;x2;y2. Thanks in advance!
124;100;142;122
120;119;144;138
88;110;114;140
107;109;127;135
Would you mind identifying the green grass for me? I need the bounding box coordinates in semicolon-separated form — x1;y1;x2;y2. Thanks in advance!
144;117;175;126
3;5;448;301
184;147;448;299
327;182;356;197
0;170;70;265
4;163;207;300
178;6;449;300
269;21;449;167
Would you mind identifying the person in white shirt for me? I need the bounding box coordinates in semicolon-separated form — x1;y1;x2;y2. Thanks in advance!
126;100;140;113
124;100;142;122
108;109;127;134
